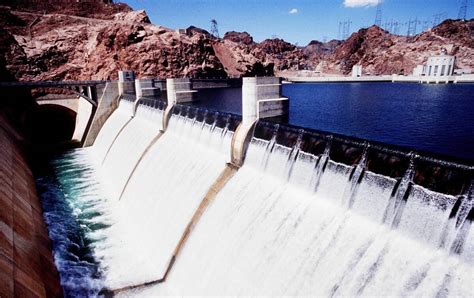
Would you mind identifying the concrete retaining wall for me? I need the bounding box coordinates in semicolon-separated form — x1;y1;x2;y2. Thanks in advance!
0;116;62;298
286;75;393;83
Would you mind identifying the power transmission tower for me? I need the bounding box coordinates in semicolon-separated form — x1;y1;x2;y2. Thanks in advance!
458;0;468;20
210;19;219;38
393;21;401;35
407;18;420;38
422;20;431;32
338;22;342;40
374;3;382;26
342;20;352;39
383;20;394;33
432;13;446;27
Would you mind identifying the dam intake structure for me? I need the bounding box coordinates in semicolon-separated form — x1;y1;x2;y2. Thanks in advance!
34;77;473;296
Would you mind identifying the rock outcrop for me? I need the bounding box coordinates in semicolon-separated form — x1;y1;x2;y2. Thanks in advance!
317;20;474;75
0;1;473;80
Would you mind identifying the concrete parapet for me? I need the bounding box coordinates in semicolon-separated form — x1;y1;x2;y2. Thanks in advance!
166;78;197;104
135;79;160;99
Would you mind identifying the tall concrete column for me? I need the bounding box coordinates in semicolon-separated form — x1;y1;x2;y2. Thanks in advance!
166;78;178;106
232;77;289;166
163;78;198;131
118;70;136;96
242;77;258;125
242;77;288;123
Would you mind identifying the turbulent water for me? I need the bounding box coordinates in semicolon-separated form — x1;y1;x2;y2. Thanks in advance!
36;99;473;297
125;137;473;296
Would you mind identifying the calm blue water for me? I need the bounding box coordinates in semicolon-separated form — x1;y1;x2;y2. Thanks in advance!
194;83;474;161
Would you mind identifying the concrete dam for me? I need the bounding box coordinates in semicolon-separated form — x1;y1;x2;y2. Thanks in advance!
1;76;473;297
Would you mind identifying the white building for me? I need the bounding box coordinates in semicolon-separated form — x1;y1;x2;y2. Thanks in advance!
351;65;362;77
425;50;455;77
413;65;425;76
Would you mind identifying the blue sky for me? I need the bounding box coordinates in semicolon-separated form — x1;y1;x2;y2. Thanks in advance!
123;0;470;45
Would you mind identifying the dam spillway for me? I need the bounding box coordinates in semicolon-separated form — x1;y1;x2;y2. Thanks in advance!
35;85;473;296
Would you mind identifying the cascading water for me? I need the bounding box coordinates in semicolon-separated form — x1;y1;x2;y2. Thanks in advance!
123;126;473;297
36;96;473;297
92;99;136;161
99;103;164;199
36;98;165;296
90;106;235;290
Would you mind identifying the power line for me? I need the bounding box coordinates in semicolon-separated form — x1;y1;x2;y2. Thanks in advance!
338;21;352;40
374;3;382;26
392;21;401;35
342;20;352;40
407;18;420;38
458;0;468;20
432;13;447;27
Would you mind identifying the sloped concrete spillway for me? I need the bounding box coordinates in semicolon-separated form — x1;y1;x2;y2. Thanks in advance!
41;96;473;296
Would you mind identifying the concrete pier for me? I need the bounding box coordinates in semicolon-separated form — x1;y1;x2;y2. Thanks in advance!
162;78;198;131
83;81;120;147
232;77;288;166
242;77;288;123
118;71;136;96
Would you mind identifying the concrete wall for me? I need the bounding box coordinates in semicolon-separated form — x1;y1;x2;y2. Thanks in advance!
36;97;93;142
285;76;393;83
135;79;160;99
166;78;197;105
83;82;120;147
0;116;62;298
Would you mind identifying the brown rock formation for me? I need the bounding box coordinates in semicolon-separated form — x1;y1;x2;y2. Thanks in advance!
318;20;474;75
223;31;254;45
0;3;227;80
0;0;472;80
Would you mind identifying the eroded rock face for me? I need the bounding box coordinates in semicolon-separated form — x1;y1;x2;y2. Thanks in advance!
0;4;228;80
319;20;474;75
223;31;254;45
0;1;472;80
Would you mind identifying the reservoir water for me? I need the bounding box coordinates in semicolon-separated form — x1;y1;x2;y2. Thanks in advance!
195;82;474;161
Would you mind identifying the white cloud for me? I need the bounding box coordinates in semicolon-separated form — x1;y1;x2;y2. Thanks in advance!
343;0;382;8
289;8;298;14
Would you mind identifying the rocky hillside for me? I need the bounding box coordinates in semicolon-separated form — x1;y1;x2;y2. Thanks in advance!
0;1;473;81
317;21;474;75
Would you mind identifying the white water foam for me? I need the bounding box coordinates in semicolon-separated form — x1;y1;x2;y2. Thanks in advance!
100;104;163;199
92;112;233;289
122;138;473;296
91;100;135;162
